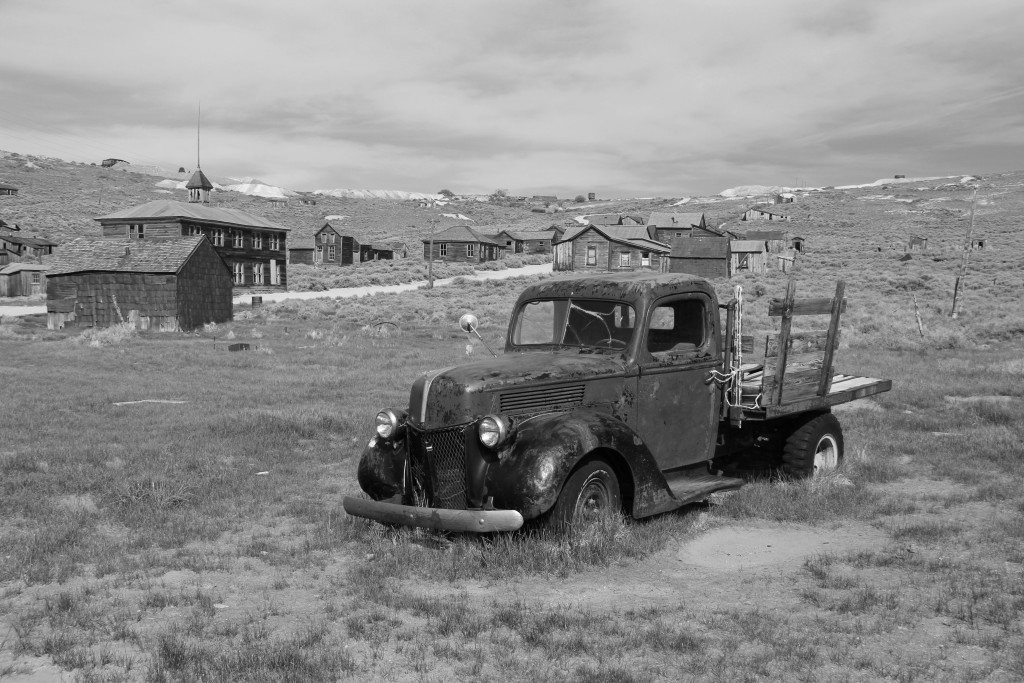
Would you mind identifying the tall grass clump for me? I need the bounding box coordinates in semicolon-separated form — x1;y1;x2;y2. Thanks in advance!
67;322;137;347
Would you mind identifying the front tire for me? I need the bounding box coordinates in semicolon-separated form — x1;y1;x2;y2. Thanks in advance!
549;459;621;531
782;413;844;477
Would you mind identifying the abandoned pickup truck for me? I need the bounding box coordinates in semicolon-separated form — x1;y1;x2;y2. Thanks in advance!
343;272;891;532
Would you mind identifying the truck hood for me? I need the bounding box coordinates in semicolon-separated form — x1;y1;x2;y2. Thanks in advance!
409;351;629;428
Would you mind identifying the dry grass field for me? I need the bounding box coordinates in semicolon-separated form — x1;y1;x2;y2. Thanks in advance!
1;160;1023;681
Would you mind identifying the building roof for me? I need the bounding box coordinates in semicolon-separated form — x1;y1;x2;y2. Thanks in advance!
47;236;210;276
584;213;625;225
561;225;670;253
422;225;501;245
0;182;18;191
318;219;357;237
669;237;730;259
647;212;705;228
498;229;557;241
731;240;768;253
0;235;59;248
745;206;790;218
0;263;49;275
741;230;788;241
186;169;214;191
96;200;290;231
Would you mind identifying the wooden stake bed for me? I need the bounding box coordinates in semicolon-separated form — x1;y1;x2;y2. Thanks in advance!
723;279;892;423
737;374;893;421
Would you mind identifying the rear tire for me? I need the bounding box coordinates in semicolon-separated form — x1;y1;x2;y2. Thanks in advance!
549;460;621;531
782;413;844;478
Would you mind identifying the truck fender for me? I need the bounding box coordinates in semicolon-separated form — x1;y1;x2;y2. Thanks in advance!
356;436;406;502
486;409;677;520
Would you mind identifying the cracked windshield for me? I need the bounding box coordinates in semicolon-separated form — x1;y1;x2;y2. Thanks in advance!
512;299;636;350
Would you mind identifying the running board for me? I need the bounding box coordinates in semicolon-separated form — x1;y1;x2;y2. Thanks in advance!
664;472;745;506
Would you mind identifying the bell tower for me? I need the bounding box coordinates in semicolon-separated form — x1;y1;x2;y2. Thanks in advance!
186;102;212;203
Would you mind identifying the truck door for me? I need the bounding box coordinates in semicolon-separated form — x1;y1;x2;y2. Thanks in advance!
635;293;719;471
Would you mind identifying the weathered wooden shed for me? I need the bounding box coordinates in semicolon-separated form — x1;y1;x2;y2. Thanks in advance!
730;240;769;274
45;236;232;331
0;182;19;196
741;230;789;254
907;236;928;252
667;237;730;279
0;263;47;297
495;229;557;255
742;206;791;222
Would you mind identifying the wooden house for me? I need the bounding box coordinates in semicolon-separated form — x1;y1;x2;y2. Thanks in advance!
95;199;289;291
364;243;395;261
646;212;708;241
582;213;644;227
288;247;315;265
554;224;669;272
740;230;789;254
730;240;769;274
421;225;504;263
741;206;791;222
389;241;410;259
972;238;985;250
0;263;47;297
0;182;18;196
314;220;361;266
45;236;232;331
667;237;730;279
0;234;58;265
495;229;557;255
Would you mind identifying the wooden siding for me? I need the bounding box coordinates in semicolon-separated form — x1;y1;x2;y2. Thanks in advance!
0;269;45;297
561;233;664;272
669;258;729;279
731;250;768;274
422;240;502;263
289;249;314;265
174;240;233;330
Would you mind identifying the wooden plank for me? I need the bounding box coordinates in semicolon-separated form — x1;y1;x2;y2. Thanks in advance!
758;378;892;419
763;351;826;377
741;335;754;354
772;280;797;405
818;280;845;396
768;297;847;316
765;331;836;357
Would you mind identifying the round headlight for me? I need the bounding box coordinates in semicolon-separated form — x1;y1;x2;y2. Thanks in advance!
375;409;405;439
478;414;511;449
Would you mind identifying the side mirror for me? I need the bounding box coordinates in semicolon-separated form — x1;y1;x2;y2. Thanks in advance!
459;313;479;333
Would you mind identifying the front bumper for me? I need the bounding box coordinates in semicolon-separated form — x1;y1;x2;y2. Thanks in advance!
343;496;524;533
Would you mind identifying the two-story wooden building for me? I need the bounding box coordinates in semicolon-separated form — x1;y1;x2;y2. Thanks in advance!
0;234;59;266
313;219;361;266
95;198;289;291
646;212;712;241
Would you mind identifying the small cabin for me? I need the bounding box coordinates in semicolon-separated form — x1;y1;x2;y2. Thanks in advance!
730;240;769;274
907;236;928;252
0;182;19;196
0;263;47;296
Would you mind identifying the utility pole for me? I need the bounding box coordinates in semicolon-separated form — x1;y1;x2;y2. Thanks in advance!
426;217;437;289
950;188;978;319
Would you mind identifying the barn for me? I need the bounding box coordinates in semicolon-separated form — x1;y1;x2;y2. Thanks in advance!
667;238;730;279
0;263;47;297
45;236;232;331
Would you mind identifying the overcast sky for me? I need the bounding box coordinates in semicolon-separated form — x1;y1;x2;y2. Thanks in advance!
1;0;1021;197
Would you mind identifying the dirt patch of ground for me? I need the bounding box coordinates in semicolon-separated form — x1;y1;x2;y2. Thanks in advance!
675;523;887;571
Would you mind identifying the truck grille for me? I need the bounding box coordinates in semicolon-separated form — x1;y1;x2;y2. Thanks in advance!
408;425;467;509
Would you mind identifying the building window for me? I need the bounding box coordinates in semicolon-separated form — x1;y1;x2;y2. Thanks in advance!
439;243;448;257
253;263;264;285
641;252;650;267
233;263;244;284
327;245;336;261
675;232;683;238
275;263;283;285
253;233;263;250
129;224;144;239
467;243;476;257
270;234;280;250
31;272;41;285
233;231;244;248
586;246;597;266
213;229;224;247
619;252;631;268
